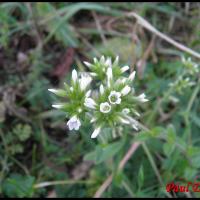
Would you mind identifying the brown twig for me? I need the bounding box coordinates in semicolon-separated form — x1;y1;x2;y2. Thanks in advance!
126;12;200;59
136;34;156;78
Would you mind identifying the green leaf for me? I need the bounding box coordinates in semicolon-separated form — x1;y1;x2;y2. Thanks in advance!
166;124;176;144
2;174;35;198
163;142;175;157
184;167;197;181
191;112;200;128
84;140;125;164
191;156;200;168
135;131;150;142
138;165;144;189
36;3;78;47
13;124;32;142
150;126;164;137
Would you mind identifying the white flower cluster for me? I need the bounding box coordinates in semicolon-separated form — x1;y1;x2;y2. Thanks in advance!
169;57;198;94
182;56;199;75
48;56;149;139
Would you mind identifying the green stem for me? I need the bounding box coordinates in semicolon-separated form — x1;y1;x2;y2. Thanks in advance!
146;87;173;126
142;143;172;198
184;78;200;144
122;180;135;197
186;78;200;113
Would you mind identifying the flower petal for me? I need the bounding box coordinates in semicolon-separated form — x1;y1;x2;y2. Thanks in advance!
121;85;131;96
121;66;129;73
52;104;64;109
84;98;97;109
91;127;101;138
99;84;104;95
128;71;136;82
72;69;78;83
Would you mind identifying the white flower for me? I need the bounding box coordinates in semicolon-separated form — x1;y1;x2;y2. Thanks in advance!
122;108;130;114
116;78;127;85
67;116;81;131
48;88;59;94
113;55;119;66
136;93;148;102
70;87;73;91
52;104;64;109
134;111;140;117
72;69;78;83
83;61;92;68
99;84;104;95
85;90;91;98
93;57;98;63
128;71;136;82
100;102;111;113
90;72;98;77
105;57;112;67
124;115;139;131
100;55;105;64
79;73;92;91
121;66;129;73
78;108;82;113
90;117;97;123
132;124;139;131
118;116;130;124
106;67;113;88
108;91;121;104
91;126;101;138
121;85;131;96
84;98;97;109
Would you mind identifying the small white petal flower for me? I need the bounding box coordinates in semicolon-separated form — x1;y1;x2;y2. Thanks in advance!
100;55;105;63
48;88;59;94
52;104;64;109
83;61;92;68
128;71;136;82
116;78;127;85
94;57;98;63
122;108;130;114
118;116;130;124
90;117;97;123
78;108;82;113
67;116;81;131
90;72;98;77
132;124;139;131
79;74;92;91
121;66;129;73
100;102;111;113
181;56;186;63
70;87;73;91
106;67;113;88
136;93;149;102
99;84;104;95
113;55;119;65
85;90;91;98
72;69;78;83
134;111;140;117
91;126;101;138
105;57;112;67
84;98;97;109
121;85;131;96
108;91;121;104
124;115;139;131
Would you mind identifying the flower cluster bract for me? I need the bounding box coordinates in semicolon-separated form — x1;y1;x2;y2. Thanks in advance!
48;56;148;139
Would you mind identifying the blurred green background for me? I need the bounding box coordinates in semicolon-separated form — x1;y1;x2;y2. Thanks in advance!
0;2;200;198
